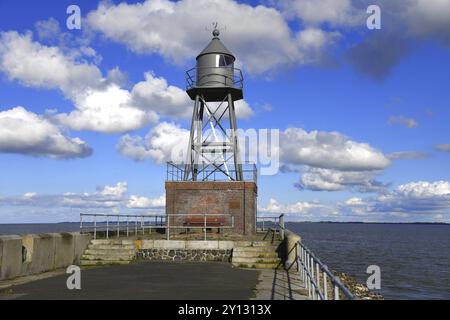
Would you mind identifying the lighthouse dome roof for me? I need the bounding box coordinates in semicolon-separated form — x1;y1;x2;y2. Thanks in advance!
196;30;235;60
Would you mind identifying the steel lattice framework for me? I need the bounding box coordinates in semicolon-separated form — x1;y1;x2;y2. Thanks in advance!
183;92;243;181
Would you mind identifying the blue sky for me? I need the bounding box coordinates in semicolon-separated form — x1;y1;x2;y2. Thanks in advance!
0;0;449;223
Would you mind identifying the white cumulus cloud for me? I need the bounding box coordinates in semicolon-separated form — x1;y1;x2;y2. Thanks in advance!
117;122;190;164
296;167;386;192
86;0;339;74
0;106;92;159
131;72;192;119
259;180;450;222
277;0;364;27
98;181;128;198
0;31;102;97
1;30;223;134
280;127;390;171
55;84;158;133
127;194;165;208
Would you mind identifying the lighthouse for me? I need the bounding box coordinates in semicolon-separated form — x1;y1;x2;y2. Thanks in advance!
184;25;243;181
165;25;257;236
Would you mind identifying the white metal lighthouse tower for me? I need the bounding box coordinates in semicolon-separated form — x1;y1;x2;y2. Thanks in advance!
183;25;244;181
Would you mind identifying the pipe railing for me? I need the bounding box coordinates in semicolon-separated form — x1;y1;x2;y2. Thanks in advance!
80;213;165;240
256;215;280;232
297;240;354;300
274;214;354;300
185;66;243;90
165;213;234;241
166;161;257;183
80;213;234;241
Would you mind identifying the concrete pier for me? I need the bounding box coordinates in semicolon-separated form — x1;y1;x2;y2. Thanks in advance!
1;228;350;300
1;261;260;300
0;261;311;300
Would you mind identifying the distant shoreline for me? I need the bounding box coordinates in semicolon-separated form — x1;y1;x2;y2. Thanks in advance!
0;221;449;225
293;221;450;225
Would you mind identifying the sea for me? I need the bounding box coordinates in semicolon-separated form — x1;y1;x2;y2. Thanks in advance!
287;222;450;300
1;222;449;299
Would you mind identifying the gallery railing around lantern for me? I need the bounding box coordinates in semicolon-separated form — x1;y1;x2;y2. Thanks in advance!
186;66;244;90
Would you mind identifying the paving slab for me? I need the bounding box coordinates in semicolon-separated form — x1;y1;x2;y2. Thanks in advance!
252;268;309;300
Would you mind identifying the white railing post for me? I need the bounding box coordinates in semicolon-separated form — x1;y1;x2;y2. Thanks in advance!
293;239;353;300
303;248;307;283
117;215;120;238
80;214;83;233
298;246;301;273
306;253;311;297
167;214;170;240
204;214;207;241
311;256;315;300
94;215;97;240
316;262;321;300
301;247;305;282
135;218;138;236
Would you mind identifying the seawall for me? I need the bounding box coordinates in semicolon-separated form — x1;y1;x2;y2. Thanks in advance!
0;232;91;280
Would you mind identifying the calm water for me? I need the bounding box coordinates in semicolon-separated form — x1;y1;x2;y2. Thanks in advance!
1;222;449;299
0;223;80;235
287;222;450;300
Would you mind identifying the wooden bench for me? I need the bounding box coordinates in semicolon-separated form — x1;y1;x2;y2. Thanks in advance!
183;216;226;228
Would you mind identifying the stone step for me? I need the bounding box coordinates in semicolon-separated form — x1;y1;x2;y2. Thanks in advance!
232;251;279;259
90;239;135;245
88;244;135;250
232;262;281;269
84;249;135;256
232;257;281;264
81;254;134;261
233;246;279;253
80;259;130;266
235;241;281;247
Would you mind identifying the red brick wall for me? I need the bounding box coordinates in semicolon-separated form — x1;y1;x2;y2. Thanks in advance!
165;181;257;235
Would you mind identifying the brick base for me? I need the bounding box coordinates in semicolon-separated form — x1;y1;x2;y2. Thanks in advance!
165;181;257;235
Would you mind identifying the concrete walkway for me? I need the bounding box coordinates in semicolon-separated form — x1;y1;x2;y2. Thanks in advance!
0;261;260;300
252;268;309;300
0;261;309;300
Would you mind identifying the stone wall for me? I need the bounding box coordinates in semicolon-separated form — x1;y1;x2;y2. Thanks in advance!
135;240;235;262
0;232;91;281
165;181;257;235
136;249;232;262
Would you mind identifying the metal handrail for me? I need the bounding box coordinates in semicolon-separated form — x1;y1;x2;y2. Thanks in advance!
256;215;279;232
297;240;354;300
166;161;257;183
166;213;234;241
80;213;165;239
80;213;234;241
185;66;243;90
274;214;354;300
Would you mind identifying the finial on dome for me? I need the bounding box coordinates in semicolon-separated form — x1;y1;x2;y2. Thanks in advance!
212;22;220;38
